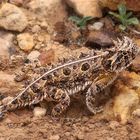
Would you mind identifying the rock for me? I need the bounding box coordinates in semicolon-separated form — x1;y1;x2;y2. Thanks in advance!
0;38;10;59
88;22;104;30
37;35;45;42
0;71;22;95
132;109;140;117
101;0;140;11
0;3;28;32
52;22;68;43
31;25;41;33
33;107;46;118
106;138;114;140
39;21;49;29
17;33;34;51
0;31;14;55
100;17;114;30
0;31;15;43
27;51;40;62
65;132;71;137
86;31;113;47
34;43;42;50
120;72;140;90
0;33;15;69
28;0;67;25
66;0;102;18
9;55;25;68
113;86;139;124
76;132;84;140
109;121;120;129
49;135;60;140
39;49;55;66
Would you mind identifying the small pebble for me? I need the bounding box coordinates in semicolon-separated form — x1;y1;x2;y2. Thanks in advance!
38;35;45;42
106;137;114;140
33;107;46;118
32;25;41;33
132;109;140;117
76;132;84;140
109;121;120;129
40;21;49;28
89;22;104;30
65;132;71;137
17;33;34;51
27;50;40;62
49;135;60;140
35;43;42;50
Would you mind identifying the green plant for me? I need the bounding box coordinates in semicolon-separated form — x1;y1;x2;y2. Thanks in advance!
69;16;93;29
109;3;139;30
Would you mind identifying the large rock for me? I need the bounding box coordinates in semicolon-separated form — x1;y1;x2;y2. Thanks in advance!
113;72;140;124
28;0;67;25
66;0;102;18
113;87;139;124
101;0;140;11
0;3;28;32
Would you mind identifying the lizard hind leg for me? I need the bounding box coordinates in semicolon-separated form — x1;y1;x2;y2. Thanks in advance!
46;87;70;117
86;84;103;114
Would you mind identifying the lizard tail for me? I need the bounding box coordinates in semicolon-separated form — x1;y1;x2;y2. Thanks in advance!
0;87;47;120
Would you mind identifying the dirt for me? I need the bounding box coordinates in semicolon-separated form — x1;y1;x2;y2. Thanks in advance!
0;1;140;140
0;105;140;139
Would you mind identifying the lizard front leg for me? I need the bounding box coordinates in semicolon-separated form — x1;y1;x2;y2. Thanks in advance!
86;84;104;114
86;72;117;114
45;86;70;117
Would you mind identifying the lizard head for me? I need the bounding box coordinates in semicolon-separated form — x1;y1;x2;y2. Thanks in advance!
102;36;139;72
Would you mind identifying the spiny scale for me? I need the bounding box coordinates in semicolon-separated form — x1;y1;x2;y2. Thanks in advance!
0;36;139;118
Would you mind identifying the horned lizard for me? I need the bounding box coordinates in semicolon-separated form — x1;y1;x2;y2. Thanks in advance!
0;36;139;119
